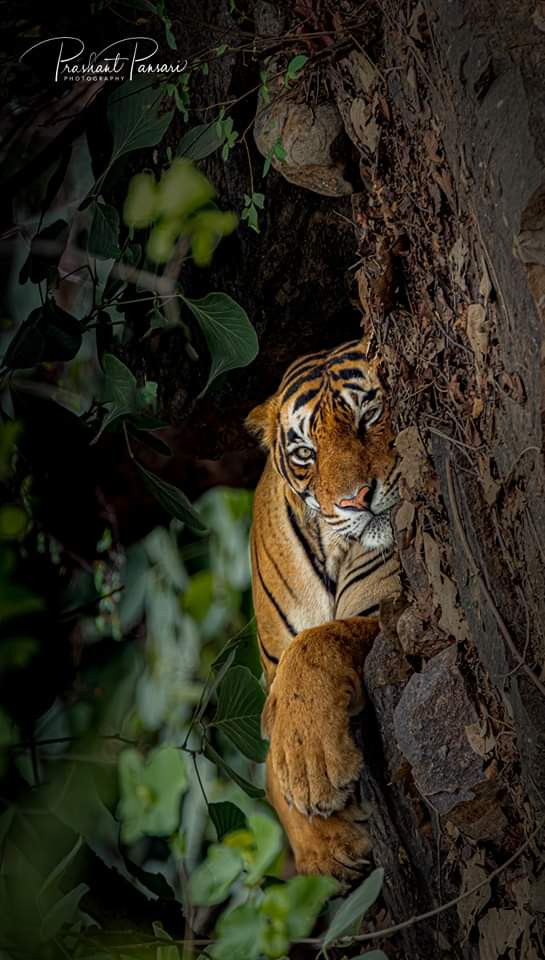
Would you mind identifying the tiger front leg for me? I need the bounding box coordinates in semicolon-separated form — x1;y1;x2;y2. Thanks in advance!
266;755;373;882
262;618;379;818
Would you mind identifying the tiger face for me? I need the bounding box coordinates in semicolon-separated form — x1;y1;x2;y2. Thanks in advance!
246;339;399;550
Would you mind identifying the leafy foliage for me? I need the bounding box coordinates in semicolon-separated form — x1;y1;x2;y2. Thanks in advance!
182;292;258;393
107;76;174;164
0;32;386;959
210;665;268;762
322;867;385;946
118;745;188;843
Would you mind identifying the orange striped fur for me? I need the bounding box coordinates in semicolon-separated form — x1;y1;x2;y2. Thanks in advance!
246;339;401;879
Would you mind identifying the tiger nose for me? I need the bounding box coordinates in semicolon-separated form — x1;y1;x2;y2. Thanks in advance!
338;484;373;511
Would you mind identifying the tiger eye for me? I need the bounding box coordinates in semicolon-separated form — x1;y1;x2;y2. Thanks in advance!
293;446;313;461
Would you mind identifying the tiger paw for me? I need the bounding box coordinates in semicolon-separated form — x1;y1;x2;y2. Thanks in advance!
294;812;373;883
262;635;364;816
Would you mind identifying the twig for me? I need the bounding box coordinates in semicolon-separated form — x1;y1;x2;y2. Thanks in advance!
10;732;137;751
347;816;544;946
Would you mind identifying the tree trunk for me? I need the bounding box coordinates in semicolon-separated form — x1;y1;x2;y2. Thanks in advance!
155;2;545;955
12;0;541;952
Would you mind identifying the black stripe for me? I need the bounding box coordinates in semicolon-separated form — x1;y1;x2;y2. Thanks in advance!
256;561;297;636
354;603;380;618
293;387;320;411
276;443;289;482
287;503;336;594
283;348;330;380
258;634;279;664
259;540;297;601
327;347;365;364
342;382;368;393
282;370;323;403
336;555;391;606
331;369;374;383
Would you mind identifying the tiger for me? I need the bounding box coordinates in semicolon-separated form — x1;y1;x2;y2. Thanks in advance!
246;337;401;881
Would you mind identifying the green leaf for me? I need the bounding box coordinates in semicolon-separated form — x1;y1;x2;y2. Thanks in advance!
127;424;171;457
285;54;308;84
202;740;265;799
103;353;137;408
136;380;158;410
284;875;339;937
118;745;188;844
182;293;258;394
88;202;121;259
0;504;28;540
211;621;257;673
136;463;208;535
40;301;83;361
39;836;83;900
273;139;287;162
4;316;45;370
92;404;133;444
40;883;89;941
19;219;69;284
245;814;283;885
322;867;384;947
108;78;174;164
181;570;214;621
211;903;266;960
260;875;338;941
177;122;226;160
209;801;246;841
190;843;243;905
123;172;158;229
0;421;22;482
164;20;177;50
4;303;81;370
193;639;239;727
210;665;267;762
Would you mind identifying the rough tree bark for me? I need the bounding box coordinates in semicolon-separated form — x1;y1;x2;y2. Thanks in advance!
143;2;545;956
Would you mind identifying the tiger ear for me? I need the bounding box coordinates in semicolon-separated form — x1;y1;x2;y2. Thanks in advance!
245;395;279;450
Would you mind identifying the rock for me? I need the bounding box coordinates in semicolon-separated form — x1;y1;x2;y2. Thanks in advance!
396;607;449;657
253;58;352;197
364;633;411;781
393;645;486;814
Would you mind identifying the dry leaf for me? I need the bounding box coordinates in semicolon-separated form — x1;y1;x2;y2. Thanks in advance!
478;907;532;960
514;226;545;265
449;236;468;289
465;719;496;757
479;255;493;305
394;499;416;544
422;532;469;642
457;849;491;939
466;303;489;368
472;396;484;419
395;426;435;496
477;455;500;506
